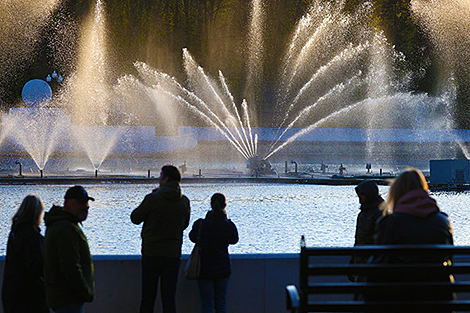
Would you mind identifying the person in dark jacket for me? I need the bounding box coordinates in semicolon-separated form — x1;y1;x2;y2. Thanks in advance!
44;186;95;313
352;180;384;264
2;195;49;313
349;180;384;285
131;165;191;313
189;193;239;313
369;168;454;302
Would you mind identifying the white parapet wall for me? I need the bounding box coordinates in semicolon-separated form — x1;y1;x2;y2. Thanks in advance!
0;254;299;313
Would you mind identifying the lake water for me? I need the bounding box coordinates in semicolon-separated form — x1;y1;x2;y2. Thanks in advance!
1;183;469;255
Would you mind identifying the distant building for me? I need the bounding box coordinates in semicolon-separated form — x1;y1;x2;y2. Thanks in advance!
430;159;470;186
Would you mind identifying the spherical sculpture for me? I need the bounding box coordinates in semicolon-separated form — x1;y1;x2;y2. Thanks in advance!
21;79;52;107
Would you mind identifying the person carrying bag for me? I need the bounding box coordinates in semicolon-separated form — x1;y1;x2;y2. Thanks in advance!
188;193;239;313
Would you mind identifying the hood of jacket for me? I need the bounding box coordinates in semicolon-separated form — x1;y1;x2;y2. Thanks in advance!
157;180;182;201
356;179;383;209
393;189;439;218
44;205;78;226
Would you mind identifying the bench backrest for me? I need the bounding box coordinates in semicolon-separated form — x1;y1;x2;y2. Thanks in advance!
299;244;470;312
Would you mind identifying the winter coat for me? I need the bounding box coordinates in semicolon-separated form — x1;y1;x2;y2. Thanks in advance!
352;180;383;264
2;223;48;313
44;206;95;309
375;189;453;248
368;189;454;303
189;210;239;279
131;180;191;258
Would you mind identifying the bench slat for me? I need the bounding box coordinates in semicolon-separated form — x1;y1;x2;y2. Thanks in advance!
307;281;470;293
302;245;470;256
306;300;470;312
307;264;470;275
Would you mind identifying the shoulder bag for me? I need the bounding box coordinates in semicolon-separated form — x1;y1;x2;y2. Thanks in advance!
185;221;202;280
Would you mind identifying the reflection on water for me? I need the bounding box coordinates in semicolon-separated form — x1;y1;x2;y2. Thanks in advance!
1;183;469;255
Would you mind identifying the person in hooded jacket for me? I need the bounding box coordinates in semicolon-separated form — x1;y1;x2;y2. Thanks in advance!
131;165;190;313
44;186;95;313
2;195;49;313
189;193;238;313
352;180;384;264
368;168;454;303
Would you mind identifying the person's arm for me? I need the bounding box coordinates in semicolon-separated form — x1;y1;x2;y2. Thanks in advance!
182;197;191;230
131;194;153;224
189;219;201;243
55;224;94;302
227;220;239;244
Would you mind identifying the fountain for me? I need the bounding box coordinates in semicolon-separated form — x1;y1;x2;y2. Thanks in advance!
120;0;458;168
0;0;469;176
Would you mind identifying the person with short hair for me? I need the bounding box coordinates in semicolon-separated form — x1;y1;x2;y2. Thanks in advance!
131;165;191;313
189;193;239;313
2;195;49;313
44;186;96;313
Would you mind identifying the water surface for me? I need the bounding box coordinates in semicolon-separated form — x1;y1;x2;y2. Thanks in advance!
1;183;468;255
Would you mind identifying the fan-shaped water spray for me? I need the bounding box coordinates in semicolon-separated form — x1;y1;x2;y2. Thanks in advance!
124;0;451;163
2;108;69;170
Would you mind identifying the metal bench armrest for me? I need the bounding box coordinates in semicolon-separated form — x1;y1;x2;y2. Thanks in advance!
286;285;300;312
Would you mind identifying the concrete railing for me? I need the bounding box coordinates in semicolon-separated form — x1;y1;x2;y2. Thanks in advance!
0;254;299;313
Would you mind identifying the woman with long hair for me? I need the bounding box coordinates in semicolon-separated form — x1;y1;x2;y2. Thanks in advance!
2;195;49;313
378;168;453;247
189;193;239;313
371;168;454;302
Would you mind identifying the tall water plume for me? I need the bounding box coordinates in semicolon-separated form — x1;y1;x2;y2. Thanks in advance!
69;0;110;126
411;0;470;157
411;0;470;89
65;0;121;170
244;0;265;118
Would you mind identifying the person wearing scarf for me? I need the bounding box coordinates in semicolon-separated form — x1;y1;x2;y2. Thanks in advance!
376;168;453;248
370;168;454;304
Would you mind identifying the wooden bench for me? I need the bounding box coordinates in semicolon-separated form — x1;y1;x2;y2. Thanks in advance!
286;241;470;312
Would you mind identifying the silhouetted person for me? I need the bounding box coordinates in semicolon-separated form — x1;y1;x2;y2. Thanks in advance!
189;193;239;313
44;186;95;313
2;195;49;313
131;165;190;313
368;168;454;303
351;180;383;264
